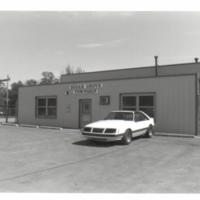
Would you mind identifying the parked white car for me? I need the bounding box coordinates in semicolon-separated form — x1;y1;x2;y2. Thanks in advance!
81;110;155;145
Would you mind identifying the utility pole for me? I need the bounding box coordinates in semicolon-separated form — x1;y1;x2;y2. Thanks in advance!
0;75;10;123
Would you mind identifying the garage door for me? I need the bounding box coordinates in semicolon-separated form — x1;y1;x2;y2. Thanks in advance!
120;93;155;118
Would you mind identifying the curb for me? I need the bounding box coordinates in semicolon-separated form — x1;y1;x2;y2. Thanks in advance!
39;126;63;130
0;123;62;130
154;132;194;138
0;123;19;127
0;123;79;132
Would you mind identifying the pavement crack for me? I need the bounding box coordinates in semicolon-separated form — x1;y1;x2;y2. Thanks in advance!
0;139;148;183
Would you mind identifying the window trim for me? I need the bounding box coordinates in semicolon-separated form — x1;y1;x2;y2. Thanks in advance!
35;96;57;119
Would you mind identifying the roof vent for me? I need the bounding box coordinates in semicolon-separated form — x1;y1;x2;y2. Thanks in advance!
195;57;199;63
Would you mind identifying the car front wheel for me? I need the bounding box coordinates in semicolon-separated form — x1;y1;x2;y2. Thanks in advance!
145;126;154;138
121;129;132;145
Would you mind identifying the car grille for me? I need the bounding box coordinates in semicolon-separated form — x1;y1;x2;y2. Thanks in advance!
92;128;104;133
104;128;116;133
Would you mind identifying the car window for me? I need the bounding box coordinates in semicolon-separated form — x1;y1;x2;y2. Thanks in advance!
105;112;133;121
134;112;148;122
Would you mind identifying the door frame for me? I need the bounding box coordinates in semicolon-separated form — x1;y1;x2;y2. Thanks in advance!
79;99;92;128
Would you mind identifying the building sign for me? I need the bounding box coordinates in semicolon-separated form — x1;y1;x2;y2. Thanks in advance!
68;83;103;94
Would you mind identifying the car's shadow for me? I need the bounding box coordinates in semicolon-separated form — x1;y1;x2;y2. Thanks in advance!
72;139;117;147
72;136;146;147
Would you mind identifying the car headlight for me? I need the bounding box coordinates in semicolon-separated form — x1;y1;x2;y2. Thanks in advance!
104;128;117;133
83;127;92;132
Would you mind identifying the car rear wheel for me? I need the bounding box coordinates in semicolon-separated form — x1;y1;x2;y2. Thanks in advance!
121;129;132;145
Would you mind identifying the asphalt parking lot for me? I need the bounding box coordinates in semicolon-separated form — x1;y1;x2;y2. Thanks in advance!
0;125;200;193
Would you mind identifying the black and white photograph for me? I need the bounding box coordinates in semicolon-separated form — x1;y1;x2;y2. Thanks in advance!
1;1;200;197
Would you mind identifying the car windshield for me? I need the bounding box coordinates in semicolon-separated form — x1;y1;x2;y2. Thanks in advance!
105;112;133;121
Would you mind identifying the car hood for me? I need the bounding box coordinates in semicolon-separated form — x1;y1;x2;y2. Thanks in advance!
85;120;131;129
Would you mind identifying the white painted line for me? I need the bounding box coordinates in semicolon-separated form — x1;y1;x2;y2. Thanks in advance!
1;123;80;133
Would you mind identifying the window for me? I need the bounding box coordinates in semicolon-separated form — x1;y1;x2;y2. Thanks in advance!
36;96;57;118
105;112;133;121
80;102;91;113
120;94;155;117
139;96;154;117
122;96;136;111
134;112;148;122
139;96;153;106
100;96;110;105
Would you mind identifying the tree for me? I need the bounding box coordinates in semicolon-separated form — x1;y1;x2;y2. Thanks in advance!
53;78;60;84
65;65;74;75
0;82;6;97
64;64;85;75
25;79;37;86
0;85;6;98
40;71;57;85
75;66;85;73
0;81;5;87
0;83;6;109
9;81;24;107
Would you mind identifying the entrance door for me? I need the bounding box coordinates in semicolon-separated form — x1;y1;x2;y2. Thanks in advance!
79;99;92;128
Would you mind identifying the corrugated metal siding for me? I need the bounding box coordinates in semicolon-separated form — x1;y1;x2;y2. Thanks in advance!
159;64;200;76
60;66;154;83
198;95;200;135
60;63;200;83
18;75;196;135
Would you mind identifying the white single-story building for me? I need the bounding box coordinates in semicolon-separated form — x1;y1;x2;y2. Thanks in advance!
18;60;200;136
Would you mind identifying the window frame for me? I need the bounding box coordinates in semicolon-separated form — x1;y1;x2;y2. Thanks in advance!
99;96;110;105
35;96;57;119
119;92;156;119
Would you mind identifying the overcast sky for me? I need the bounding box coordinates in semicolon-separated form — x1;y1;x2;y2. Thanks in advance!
1;11;200;83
